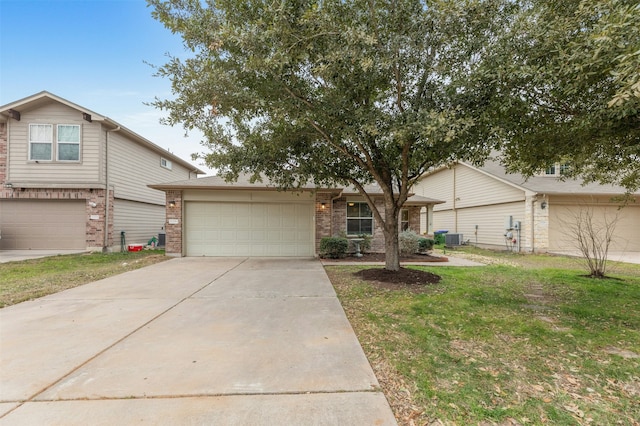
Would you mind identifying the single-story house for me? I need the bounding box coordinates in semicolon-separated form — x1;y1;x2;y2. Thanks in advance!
149;175;442;257
413;159;640;253
0;91;204;251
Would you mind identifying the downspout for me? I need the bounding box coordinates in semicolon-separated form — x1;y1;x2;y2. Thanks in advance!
104;126;121;251
452;166;458;232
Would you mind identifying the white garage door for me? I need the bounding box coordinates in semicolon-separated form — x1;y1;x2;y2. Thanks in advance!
0;200;86;249
185;202;314;256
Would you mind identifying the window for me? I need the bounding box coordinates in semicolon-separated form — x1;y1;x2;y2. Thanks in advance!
57;125;80;161
29;124;53;161
160;157;172;170
347;201;373;235
400;209;409;231
544;163;570;176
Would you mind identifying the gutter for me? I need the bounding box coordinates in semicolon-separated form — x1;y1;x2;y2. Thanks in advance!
104;126;121;251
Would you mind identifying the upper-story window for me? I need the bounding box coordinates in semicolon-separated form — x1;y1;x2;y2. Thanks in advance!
29;124;53;161
57;125;80;161
347;201;373;235
29;123;81;162
544;162;570;177
160;157;172;170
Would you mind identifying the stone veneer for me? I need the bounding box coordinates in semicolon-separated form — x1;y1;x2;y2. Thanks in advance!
523;195;549;252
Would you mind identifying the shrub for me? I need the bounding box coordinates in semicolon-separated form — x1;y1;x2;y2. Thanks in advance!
319;237;349;258
399;230;421;255
357;234;372;253
418;238;435;252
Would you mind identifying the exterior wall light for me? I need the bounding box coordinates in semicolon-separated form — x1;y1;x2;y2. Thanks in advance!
168;200;176;208
321;202;326;209
541;201;547;209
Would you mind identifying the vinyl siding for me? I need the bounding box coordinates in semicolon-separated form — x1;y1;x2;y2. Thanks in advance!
113;199;165;245
7;102;102;184
454;165;525;208
108;132;192;205
456;202;526;248
415;168;453;211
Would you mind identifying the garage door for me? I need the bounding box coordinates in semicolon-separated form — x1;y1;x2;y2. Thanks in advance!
185;202;314;256
549;204;640;251
0;200;86;250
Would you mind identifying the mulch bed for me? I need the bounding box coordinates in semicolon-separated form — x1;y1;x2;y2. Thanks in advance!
327;252;449;263
354;267;442;294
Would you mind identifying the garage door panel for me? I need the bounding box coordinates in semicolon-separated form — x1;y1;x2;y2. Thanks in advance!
0;200;85;250
185;201;314;257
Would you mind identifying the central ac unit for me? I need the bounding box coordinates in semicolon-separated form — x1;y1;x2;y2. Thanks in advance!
445;233;463;246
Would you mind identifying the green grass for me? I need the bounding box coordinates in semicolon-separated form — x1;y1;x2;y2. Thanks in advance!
0;250;170;307
326;248;640;425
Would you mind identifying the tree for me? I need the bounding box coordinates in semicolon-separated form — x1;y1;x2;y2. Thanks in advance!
147;0;513;270
489;0;640;191
559;205;622;278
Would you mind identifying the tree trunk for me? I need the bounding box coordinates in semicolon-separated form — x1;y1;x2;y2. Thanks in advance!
383;201;401;271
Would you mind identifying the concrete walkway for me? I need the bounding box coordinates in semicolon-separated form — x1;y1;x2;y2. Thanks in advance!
0;258;396;425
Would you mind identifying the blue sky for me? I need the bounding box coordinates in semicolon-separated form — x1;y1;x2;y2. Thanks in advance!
0;0;212;174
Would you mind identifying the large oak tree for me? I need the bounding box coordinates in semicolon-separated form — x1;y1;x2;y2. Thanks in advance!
489;0;640;191
148;0;512;270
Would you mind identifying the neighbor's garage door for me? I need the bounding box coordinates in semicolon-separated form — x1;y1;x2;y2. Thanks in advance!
0;200;86;250
185;202;314;256
549;204;640;251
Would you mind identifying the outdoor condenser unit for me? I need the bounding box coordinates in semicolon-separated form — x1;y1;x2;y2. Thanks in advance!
445;233;463;246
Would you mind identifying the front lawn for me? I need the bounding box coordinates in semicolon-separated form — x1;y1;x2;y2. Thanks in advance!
0;250;169;308
326;249;640;425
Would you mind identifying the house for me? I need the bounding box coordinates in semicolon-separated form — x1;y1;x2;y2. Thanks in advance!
0;91;204;251
148;175;442;257
413;159;640;253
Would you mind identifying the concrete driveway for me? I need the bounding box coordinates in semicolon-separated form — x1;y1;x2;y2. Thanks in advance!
0;257;396;425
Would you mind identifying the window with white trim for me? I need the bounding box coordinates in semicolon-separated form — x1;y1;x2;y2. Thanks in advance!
400;209;409;231
29;124;53;161
160;157;172;170
57;124;80;161
347;201;373;235
544;162;570;176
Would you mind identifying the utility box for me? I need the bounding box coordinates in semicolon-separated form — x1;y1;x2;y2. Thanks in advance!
504;215;513;229
445;233;463;246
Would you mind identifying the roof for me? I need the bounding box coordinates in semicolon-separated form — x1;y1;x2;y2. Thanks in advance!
0;91;205;175
474;159;635;196
149;174;444;205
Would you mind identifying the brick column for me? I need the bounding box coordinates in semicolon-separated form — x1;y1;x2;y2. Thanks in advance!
165;190;183;256
0;122;7;184
315;193;333;254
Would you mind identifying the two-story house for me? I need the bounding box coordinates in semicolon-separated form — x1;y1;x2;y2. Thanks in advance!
0;91;204;251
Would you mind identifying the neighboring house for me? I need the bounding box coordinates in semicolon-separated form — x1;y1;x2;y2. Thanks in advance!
149;175;442;257
0;91;204;251
413;159;640;253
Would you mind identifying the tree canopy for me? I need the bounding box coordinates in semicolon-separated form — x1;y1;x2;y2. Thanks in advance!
491;0;640;191
148;0;513;270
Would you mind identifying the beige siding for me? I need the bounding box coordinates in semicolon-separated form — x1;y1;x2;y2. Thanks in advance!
7;102;102;184
113;199;165;245
454;165;525;208
415;168;454;211
108;132;192;205
548;197;640;252
432;210;455;233
457;202;527;248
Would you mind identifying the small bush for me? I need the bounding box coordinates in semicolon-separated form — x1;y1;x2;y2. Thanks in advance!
399;230;421;255
319;237;349;258
418;238;435;252
357;234;372;253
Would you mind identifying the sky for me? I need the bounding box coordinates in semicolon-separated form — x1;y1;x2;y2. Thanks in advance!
0;0;213;175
